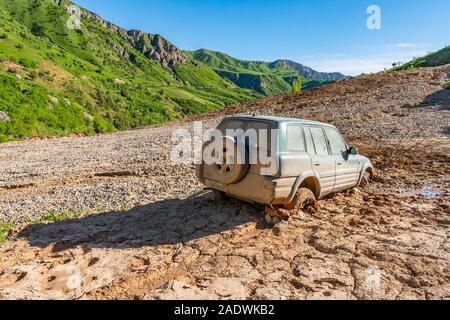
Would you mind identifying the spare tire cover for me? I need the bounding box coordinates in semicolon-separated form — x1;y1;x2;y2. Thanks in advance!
204;136;249;185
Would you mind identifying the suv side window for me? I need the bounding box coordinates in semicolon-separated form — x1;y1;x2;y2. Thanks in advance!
310;127;329;156
325;129;347;155
304;127;315;154
286;125;305;151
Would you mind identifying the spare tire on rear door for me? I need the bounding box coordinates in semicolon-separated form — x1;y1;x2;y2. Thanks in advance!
204;136;249;185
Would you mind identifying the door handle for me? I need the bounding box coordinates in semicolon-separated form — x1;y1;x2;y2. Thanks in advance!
337;162;343;166
314;163;320;166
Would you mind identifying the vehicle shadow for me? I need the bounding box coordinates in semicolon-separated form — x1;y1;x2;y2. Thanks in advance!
422;88;450;111
422;89;450;136
15;192;266;252
442;126;450;136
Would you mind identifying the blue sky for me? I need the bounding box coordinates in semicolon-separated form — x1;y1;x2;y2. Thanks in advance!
74;0;449;75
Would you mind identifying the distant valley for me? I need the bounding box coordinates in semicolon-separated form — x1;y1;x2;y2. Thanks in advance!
187;49;347;95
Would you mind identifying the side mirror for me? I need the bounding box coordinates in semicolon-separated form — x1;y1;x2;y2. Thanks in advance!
348;147;358;156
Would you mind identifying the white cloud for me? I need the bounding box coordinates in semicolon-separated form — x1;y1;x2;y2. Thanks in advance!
395;42;420;49
307;58;392;75
298;50;428;76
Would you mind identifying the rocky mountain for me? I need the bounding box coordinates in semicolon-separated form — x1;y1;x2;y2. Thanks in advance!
272;59;346;82
187;49;347;96
126;31;189;68
0;0;259;142
77;4;189;68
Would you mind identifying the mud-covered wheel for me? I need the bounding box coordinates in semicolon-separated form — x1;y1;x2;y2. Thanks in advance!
359;170;371;188
206;136;249;185
283;188;317;211
213;190;227;203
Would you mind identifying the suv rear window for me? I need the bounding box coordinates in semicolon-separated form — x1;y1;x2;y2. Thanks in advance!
217;119;277;133
217;118;277;150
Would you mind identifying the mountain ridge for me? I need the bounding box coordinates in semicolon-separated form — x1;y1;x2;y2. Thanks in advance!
0;0;259;142
186;48;347;95
272;59;347;82
74;2;190;68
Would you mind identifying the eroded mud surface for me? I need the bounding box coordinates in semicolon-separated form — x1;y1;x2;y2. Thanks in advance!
0;66;449;300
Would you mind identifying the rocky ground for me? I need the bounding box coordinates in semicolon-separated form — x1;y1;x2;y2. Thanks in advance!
0;66;449;300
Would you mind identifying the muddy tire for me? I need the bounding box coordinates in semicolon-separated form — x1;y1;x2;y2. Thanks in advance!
283;188;317;211
213;190;227;203
359;170;371;188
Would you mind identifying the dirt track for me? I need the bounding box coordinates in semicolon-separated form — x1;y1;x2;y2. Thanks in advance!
0;66;449;300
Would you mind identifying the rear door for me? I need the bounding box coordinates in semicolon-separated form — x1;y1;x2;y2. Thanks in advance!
307;127;336;197
324;128;359;192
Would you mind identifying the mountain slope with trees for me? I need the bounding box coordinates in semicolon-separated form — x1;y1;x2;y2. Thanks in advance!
0;0;259;141
392;46;450;71
186;49;347;96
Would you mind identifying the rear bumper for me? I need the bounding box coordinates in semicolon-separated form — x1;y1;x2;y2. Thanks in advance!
197;163;295;205
227;173;296;205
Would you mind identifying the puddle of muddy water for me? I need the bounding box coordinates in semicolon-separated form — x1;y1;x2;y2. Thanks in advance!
373;185;440;199
396;187;440;198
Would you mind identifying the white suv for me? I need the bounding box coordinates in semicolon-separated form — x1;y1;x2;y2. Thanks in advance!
196;116;374;212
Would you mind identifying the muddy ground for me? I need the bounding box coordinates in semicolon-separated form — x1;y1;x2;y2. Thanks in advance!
0;66;449;300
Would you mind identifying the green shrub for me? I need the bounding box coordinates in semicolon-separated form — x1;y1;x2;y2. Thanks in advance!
446;82;450;90
93;116;115;133
29;70;38;80
0;133;9;143
0;32;7;39
18;58;37;68
30;23;44;37
0;222;15;244
292;78;302;93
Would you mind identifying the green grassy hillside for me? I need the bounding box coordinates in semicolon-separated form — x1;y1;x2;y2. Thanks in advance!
0;0;259;142
392;46;450;71
186;49;346;96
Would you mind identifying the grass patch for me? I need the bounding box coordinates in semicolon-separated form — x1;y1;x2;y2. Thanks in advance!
34;210;83;224
0;222;16;244
0;210;83;244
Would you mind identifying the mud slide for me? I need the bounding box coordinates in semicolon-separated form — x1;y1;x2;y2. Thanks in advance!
0;66;449;300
